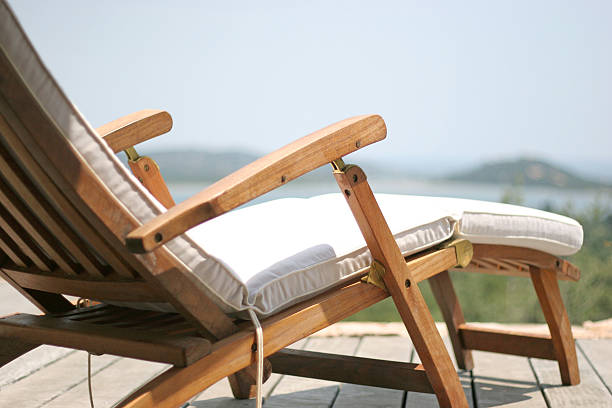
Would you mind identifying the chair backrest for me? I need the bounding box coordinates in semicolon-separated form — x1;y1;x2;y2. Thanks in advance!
0;0;236;338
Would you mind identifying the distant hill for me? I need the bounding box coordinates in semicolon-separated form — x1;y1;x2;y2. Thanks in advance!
445;158;611;189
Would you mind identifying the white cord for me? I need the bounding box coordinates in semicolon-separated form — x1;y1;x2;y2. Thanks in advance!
247;309;264;408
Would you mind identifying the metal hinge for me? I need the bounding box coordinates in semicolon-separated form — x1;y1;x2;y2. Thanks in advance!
361;260;387;291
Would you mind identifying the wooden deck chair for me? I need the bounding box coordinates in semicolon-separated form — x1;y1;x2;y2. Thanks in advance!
0;2;581;407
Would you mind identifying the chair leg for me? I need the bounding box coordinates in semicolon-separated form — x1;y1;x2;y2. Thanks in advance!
227;359;272;399
429;270;474;370
334;164;469;408
530;267;580;385
0;338;38;367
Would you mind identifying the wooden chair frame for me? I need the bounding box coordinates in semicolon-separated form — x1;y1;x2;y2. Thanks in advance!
0;8;580;405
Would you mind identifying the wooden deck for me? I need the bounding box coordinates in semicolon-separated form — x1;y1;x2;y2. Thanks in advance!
1;284;611;407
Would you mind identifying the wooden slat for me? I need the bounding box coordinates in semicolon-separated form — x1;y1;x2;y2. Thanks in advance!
530;267;580;385
0;88;235;338
3;268;166;302
0;269;74;314
0;177;81;276
0;106;137;279
0;203;53;271
429;271;474;370
334;164;468;408
114;281;387;408
472;244;580;282
0;142;109;277
0;227;29;267
0;313;211;367
458;324;556;360
269;348;433;393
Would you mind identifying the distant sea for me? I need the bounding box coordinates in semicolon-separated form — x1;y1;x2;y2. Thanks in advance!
168;177;611;212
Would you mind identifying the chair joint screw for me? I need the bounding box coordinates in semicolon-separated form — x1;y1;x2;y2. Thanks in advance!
154;232;163;243
144;164;150;172
281;175;286;183
251;343;257;352
405;279;411;288
344;189;351;197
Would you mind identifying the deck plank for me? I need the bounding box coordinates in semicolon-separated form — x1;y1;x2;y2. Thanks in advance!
44;357;167;408
577;339;612;396
265;336;360;408
530;344;612;407
0;350;117;407
188;339;309;407
404;334;473;408
332;336;414;407
472;351;546;407
0;345;72;389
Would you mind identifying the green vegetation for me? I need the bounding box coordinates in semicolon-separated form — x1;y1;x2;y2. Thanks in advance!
346;194;612;324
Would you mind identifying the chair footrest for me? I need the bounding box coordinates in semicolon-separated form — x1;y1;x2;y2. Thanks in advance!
458;324;556;360
0;305;211;367
269;348;434;393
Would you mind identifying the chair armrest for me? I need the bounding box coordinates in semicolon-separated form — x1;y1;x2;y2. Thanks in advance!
96;110;173;153
126;114;386;253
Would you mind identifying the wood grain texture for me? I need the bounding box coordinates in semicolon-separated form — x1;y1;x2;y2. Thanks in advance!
0;142;109;277
265;337;359;408
334;165;468;408
128;156;175;209
3;268;166;302
0;61;236;338
470;244;580;282
472;351;547;408
429;271;474;370
126;114;387;252
407;247;459;283
0;109;137;279
332;336;414;408
0;313;211;367
269;348;433;393
578;339;612;395
458;324;556;360
530;267;580;385
114;282;387;408
96;110;172;154
531;346;612;407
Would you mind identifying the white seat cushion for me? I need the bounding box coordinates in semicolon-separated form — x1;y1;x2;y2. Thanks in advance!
184;193;582;316
1;1;583;318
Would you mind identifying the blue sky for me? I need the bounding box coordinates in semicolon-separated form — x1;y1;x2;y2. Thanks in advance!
10;1;612;179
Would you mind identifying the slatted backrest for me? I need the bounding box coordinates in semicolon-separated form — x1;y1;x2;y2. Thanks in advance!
0;1;236;337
